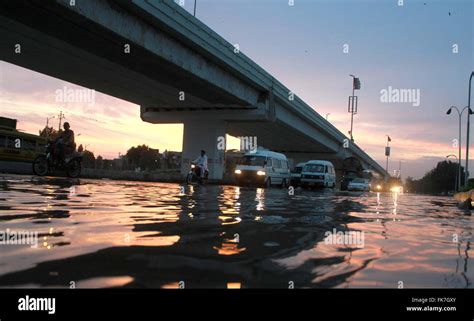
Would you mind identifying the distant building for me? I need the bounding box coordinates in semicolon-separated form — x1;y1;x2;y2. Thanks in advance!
162;151;181;169
112;155;127;170
0;117;17;129
0;116;45;162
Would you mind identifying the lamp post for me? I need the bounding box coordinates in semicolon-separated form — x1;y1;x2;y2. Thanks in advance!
46;115;56;127
446;105;473;190
348;75;361;142
385;135;391;174
466;71;474;184
446;154;459;192
45;116;56;140
193;0;197;16
398;159;403;179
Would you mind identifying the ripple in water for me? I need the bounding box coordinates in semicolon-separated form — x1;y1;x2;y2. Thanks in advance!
0;174;472;288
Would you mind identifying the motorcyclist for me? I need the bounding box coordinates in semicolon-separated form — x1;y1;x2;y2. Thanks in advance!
56;122;76;162
193;150;208;178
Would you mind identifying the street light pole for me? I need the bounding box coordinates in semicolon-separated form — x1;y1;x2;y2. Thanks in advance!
446;106;473;191
193;0;197;16
458;112;461;190
348;75;360;142
398;160;402;179
45;116;56;140
350;80;355;141
385;135;391;174
466;71;474;184
46;116;55;127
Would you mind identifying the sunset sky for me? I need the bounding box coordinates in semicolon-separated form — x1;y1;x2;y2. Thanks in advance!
0;0;472;179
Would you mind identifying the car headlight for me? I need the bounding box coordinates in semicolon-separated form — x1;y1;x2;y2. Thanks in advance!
390;186;402;193
191;164;195;168
235;169;242;174
257;170;266;176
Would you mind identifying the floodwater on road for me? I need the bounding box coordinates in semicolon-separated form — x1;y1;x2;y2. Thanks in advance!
0;174;472;288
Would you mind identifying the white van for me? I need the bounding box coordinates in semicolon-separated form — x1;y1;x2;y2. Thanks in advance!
300;160;336;188
290;162;307;187
235;150;291;187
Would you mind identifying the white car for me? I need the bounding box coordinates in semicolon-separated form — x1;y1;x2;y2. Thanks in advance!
347;178;370;191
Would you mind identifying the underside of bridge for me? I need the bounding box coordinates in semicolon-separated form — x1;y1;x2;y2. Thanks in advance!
0;0;388;181
0;0;256;109
141;109;338;179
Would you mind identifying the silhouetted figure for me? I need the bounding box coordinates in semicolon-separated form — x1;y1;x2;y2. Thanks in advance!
56;122;76;161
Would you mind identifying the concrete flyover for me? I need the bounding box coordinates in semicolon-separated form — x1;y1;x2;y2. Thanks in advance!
0;0;389;180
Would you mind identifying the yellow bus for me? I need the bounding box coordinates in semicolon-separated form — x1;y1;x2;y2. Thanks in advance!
0;125;46;163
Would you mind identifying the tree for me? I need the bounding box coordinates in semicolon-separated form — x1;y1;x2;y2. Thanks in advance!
404;160;462;194
39;126;59;140
404;176;415;193
96;155;103;170
82;150;95;168
125;145;160;171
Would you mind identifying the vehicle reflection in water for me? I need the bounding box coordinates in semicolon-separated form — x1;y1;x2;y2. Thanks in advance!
213;234;246;256
0;174;472;288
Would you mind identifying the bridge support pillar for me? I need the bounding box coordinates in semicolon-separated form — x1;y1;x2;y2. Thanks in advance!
181;120;226;180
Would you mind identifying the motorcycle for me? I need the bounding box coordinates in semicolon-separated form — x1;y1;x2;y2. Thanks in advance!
185;163;208;184
32;140;83;178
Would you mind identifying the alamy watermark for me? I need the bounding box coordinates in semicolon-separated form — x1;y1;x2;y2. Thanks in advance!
323;228;365;248
18;295;55;315
55;85;95;106
217;135;257;152
0;229;38;248
380;86;420;107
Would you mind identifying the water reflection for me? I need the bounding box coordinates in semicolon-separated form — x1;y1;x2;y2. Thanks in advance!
213;236;246;256
255;188;265;211
0;174;472;288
